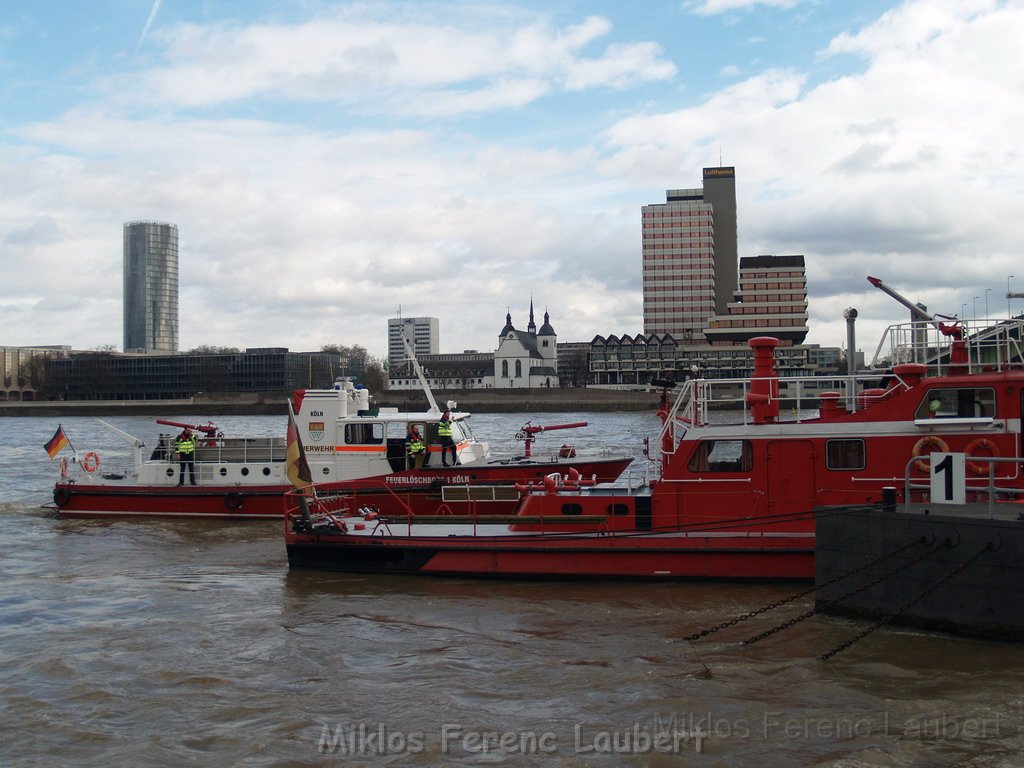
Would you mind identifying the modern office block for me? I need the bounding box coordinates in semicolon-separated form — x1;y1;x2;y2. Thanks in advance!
387;316;439;369
642;167;738;342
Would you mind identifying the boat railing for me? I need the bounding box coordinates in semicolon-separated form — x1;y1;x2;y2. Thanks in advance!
659;370;907;437
871;318;1024;375
154;435;288;464
901;453;1024;519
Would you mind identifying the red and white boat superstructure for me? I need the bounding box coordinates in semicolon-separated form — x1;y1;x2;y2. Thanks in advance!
51;378;632;519
285;283;1024;580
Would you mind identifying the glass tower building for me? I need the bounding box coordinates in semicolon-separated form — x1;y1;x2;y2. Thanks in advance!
123;221;179;352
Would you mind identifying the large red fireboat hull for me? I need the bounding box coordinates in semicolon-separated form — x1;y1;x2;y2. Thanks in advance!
52;456;634;519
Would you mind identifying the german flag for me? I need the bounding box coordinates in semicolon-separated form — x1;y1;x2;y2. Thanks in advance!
286;403;313;494
44;425;70;459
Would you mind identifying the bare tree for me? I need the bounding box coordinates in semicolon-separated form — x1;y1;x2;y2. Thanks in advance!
561;349;592;388
189;345;241;354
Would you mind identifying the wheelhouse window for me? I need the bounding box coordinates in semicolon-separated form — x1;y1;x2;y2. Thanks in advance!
826;439;865;470
915;387;996;419
688;440;753;472
345;423;383;445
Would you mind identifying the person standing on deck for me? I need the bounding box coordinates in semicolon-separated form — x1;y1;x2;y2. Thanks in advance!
438;411;458;466
406;427;426;470
175;427;197;485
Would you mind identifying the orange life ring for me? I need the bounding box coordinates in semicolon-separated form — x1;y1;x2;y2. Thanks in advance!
965;438;999;476
82;451;101;473
912;436;949;473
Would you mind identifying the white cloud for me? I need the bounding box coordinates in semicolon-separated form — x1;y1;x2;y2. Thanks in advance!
118;9;674;115
684;0;803;17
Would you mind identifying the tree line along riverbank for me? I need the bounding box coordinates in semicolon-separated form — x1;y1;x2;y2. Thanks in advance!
0;388;662;417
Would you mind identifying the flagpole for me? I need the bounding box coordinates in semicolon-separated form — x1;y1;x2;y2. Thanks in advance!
62;425;78;457
286;401;313;525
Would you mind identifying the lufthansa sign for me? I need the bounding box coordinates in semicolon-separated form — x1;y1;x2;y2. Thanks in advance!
703;167;735;178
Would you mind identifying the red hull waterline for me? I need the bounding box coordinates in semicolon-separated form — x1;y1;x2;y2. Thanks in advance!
285;529;815;581
52;457;635;519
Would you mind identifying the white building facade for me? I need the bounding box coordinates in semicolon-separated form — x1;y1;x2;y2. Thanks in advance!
387;316;439;370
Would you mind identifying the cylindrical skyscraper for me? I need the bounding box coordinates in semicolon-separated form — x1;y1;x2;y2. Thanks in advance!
123;221;179;352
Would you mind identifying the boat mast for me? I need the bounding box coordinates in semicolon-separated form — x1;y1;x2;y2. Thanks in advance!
402;336;440;414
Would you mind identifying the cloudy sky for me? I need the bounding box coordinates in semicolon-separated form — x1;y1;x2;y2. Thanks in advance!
2;0;1022;360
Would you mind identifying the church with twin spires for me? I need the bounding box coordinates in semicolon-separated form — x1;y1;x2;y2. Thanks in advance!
386;300;560;390
494;299;559;388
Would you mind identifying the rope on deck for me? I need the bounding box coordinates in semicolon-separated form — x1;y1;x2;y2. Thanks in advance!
741;537;955;646
818;542;994;661
677;536;927;644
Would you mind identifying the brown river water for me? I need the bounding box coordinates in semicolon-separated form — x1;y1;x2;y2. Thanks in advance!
2;414;1023;766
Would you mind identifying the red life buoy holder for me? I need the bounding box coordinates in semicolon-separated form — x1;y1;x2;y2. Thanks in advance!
912;436;949;473
965;438;999;476
82;452;101;473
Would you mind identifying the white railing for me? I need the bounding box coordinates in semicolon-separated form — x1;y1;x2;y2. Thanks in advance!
871;318;1024;375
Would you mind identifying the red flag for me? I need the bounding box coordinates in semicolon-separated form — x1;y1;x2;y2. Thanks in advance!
286;403;313;494
44;426;70;459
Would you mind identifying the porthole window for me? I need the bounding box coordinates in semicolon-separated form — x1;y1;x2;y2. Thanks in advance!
166;468;174;478
241;467;249;476
219;467;227;476
607;503;629;516
262;467;271;476
561;503;583;516
322;467;330;475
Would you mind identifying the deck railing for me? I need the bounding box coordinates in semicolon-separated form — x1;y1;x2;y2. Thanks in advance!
872;318;1024;375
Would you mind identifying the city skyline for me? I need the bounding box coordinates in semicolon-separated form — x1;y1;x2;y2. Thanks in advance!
2;1;1023;359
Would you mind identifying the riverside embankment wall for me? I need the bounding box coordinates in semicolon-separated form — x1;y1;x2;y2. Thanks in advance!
0;388;661;417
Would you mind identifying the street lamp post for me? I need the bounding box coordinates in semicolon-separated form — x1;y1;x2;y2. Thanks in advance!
985;288;991;319
973;296;978;321
1009;275;1015;318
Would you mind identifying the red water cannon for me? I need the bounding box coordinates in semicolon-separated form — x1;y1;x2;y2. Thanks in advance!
514;421;589;458
155;419;222;437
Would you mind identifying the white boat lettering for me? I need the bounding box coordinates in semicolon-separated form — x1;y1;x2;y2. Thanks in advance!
385;474;471;485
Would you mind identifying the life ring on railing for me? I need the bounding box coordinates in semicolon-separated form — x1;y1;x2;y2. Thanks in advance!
224;493;243;510
53;486;72;506
965;438;1000;476
82;452;101;473
912;436;949;473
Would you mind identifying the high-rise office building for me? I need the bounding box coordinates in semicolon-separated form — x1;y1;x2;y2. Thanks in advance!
704;254;809;346
123;221;179;352
642;167;738;342
387;316;439;369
